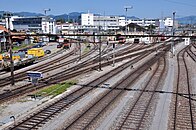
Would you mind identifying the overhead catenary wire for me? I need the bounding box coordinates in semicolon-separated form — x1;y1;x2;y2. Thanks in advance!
164;0;196;7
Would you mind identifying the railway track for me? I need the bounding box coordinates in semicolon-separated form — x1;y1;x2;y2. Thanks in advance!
186;44;196;62
0;49;74;80
0;47;152;104
0;42;167;104
36;48;66;62
168;46;196;130
192;42;196;49
114;57;165;130
0;43;144;88
0;42;131;87
0;42;150;88
6;48;151;130
0;44;98;87
62;50;167;130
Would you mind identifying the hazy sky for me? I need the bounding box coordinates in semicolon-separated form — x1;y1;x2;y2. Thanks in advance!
1;0;196;18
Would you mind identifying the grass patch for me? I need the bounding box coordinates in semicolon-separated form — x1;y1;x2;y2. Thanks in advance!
36;80;77;97
13;43;35;51
83;43;91;54
18;99;32;103
83;47;90;54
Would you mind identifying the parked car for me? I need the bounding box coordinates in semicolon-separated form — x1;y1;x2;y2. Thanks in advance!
57;43;63;48
39;42;47;47
32;44;41;48
45;50;51;54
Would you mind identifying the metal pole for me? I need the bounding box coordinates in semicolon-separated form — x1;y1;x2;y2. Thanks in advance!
112;43;115;67
98;14;102;71
171;12;175;57
172;12;175;36
44;9;51;34
124;6;133;36
79;42;81;60
125;8;128;35
99;35;102;71
3;31;6;51
6;14;15;85
0;36;2;53
93;32;95;46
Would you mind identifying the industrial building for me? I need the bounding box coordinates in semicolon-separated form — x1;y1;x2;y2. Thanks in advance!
81;12;175;32
81;13;122;31
12;16;56;34
5;16;56;34
128;19;160;27
0;12;175;36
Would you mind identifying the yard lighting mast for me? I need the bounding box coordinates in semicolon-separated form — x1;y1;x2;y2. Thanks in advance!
44;8;51;16
124;6;133;35
171;12;175;57
43;9;51;33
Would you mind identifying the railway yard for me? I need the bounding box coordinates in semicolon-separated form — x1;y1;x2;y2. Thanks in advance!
0;37;196;130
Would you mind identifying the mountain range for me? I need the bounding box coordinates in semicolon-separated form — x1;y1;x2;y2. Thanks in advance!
0;11;196;25
176;16;196;25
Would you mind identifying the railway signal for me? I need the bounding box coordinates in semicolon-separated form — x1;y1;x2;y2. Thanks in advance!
10;116;15;125
184;38;190;45
26;71;43;85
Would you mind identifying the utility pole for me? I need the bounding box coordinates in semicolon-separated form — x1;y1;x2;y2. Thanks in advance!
99;28;102;71
4;12;15;85
3;31;6;51
112;43;115;67
98;14;102;71
124;6;133;36
171;12;175;57
93;32;95;46
79;40;81;60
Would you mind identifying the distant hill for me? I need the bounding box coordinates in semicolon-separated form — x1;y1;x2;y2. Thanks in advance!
176;16;196;25
1;11;140;22
119;15;140;20
53;12;82;22
13;12;44;17
1;11;196;25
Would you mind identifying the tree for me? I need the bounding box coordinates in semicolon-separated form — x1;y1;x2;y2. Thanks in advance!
12;29;17;32
67;19;73;23
147;24;156;34
56;18;65;23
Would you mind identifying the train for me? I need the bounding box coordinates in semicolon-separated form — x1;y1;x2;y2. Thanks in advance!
116;34;126;44
0;48;44;71
57;38;70;49
0;53;37;71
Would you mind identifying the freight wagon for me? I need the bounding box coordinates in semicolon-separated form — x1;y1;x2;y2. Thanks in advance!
0;54;37;71
57;39;70;49
27;48;45;57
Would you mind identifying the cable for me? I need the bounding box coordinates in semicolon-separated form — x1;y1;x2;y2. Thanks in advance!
164;0;196;7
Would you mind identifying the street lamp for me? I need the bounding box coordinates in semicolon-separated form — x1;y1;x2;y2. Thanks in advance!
124;6;133;35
